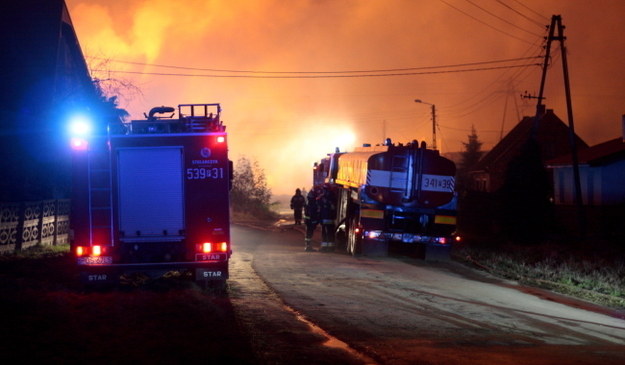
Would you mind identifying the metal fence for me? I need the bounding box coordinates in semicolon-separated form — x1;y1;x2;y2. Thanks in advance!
0;200;70;253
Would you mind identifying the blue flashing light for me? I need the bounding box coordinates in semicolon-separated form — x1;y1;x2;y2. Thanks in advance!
67;114;93;151
68;114;93;137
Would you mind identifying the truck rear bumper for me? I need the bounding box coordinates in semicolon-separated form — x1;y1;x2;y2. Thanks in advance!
78;260;229;284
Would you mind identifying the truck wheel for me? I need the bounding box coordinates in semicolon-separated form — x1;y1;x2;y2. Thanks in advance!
335;229;347;251
347;217;361;256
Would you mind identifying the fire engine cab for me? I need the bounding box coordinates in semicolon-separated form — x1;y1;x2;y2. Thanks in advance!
69;103;231;288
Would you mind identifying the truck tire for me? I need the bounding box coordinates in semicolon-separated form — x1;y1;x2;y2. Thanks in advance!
334;221;347;252
347;216;361;256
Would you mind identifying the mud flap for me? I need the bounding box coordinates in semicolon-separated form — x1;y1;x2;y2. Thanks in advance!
79;264;120;285
195;265;228;293
361;238;389;257
80;271;116;284
195;265;229;281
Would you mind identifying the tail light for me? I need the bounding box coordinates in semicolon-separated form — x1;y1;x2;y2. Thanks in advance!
366;230;383;239
197;242;228;253
201;242;212;253
75;245;104;257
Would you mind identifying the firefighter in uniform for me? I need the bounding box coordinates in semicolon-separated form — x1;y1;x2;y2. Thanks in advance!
319;185;336;251
304;187;321;251
290;188;306;225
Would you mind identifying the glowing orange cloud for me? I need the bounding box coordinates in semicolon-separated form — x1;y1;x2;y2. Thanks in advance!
67;0;625;195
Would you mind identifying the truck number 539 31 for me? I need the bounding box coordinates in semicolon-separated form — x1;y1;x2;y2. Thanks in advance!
186;167;224;180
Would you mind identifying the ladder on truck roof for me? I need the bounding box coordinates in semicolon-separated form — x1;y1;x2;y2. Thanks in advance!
390;153;411;200
87;135;114;246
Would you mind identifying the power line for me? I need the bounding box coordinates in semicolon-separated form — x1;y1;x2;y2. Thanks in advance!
442;34;546;116
439;0;537;45
510;0;549;21
438;123;501;133
92;63;541;79
462;0;543;37
89;56;541;75
495;0;547;27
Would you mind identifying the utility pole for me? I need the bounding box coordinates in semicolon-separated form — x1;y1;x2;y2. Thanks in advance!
414;99;437;150
431;104;437;150
538;15;585;239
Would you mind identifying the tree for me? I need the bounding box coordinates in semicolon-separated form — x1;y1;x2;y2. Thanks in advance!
88;55;142;110
457;125;483;192
230;156;276;219
460;125;483;171
87;55;141;131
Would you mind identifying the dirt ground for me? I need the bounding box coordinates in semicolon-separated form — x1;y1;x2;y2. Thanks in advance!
0;231;363;364
0;253;256;364
3;218;624;365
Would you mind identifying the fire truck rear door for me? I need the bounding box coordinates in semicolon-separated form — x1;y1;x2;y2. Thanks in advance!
117;147;185;240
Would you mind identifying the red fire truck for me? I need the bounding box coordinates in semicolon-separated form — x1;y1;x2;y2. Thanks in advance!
313;139;458;259
69;103;231;287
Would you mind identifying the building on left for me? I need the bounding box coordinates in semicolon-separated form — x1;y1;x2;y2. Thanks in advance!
0;0;100;201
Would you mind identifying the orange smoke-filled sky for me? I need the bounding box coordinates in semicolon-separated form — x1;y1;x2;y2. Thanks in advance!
66;0;625;195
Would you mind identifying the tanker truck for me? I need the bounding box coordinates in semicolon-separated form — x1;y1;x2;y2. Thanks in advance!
313;139;458;259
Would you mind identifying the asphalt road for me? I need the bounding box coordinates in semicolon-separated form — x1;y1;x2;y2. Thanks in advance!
229;224;625;365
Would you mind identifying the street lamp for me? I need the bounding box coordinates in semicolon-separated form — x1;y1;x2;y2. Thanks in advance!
414;99;437;150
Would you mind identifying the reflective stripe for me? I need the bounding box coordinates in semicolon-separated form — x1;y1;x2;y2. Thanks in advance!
361;209;384;219
335;179;360;188
434;215;456;225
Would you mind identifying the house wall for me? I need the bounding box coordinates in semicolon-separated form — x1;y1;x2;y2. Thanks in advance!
600;159;625;204
468;171;490;192
554;166;571;205
553;159;625;206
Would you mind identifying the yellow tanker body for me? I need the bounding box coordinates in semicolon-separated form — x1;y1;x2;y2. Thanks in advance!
313;140;457;258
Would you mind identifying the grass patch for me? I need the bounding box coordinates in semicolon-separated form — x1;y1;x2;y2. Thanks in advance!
0;243;70;261
453;241;625;309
